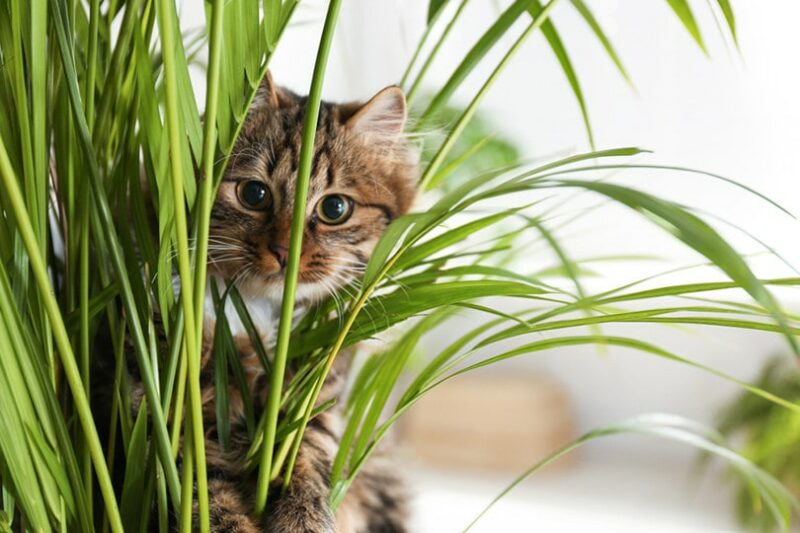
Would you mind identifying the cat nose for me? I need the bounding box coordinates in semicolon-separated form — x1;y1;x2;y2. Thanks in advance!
268;244;289;268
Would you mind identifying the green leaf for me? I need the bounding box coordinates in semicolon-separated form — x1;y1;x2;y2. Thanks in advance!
393;208;526;272
715;0;737;45
229;285;272;374
48;0;180;512
569;0;632;84
295;280;547;354
427;0;449;23
64;282;118;332
419;0;561;188
405;0;471;102
120;406;149;531
444;335;800;415
665;0;707;54
265;0;282;50
529;0;594;147
254;0;346;514
212;313;232;451
419;0;531;123
554;180;798;354
465;414;798;530
362;213;433;288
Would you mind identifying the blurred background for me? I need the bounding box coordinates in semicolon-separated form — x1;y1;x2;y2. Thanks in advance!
183;1;800;530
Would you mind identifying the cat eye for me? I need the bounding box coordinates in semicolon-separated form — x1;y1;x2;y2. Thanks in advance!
316;194;353;225
236;180;272;210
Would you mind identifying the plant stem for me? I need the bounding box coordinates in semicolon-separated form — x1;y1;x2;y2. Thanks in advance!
406;0;470;104
85;0;100;125
179;419;195;533
419;0;561;190
399;0;447;88
0;137;124;533
155;0;208;529
81;0;101;514
171;345;189;455
78;193;92;518
192;0;224;367
252;0;344;515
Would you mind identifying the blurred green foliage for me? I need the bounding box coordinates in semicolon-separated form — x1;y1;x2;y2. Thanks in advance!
716;357;800;530
414;95;520;191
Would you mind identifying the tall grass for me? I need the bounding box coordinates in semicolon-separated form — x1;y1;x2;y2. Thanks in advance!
0;0;797;531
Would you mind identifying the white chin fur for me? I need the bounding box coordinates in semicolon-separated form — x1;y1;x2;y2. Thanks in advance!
233;275;332;306
200;275;330;341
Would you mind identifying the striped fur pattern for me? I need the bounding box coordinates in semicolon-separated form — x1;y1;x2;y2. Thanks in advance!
209;72;418;306
194;339;409;533
112;74;418;531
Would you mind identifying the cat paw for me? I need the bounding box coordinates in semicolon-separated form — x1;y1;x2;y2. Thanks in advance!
264;493;335;533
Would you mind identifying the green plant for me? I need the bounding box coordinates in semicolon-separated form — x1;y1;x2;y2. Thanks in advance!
0;0;798;531
413;94;520;191
713;357;800;531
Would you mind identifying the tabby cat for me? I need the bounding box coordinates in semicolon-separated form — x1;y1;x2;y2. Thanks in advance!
103;73;419;532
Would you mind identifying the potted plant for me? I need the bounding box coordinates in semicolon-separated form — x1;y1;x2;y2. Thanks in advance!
0;0;796;531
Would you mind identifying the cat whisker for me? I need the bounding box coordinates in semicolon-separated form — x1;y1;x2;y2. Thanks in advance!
207;252;247;261
304;272;345;324
325;269;389;327
319;278;346;325
322;271;384;329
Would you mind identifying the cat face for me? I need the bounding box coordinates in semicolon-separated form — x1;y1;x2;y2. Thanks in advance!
209;74;418;304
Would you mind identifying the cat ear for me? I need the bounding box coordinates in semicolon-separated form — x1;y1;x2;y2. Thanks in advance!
253;70;286;109
345;86;407;139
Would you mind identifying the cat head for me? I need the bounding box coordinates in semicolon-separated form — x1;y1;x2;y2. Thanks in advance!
209;73;419;304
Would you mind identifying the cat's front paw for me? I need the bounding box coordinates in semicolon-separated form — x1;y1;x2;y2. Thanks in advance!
264;492;335;533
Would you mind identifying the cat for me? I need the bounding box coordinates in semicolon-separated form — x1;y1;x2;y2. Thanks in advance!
201;73;419;532
101;72;420;532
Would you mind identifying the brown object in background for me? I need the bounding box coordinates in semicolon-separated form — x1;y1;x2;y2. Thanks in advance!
401;372;576;472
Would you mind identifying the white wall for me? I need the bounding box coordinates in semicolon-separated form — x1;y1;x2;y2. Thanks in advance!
184;0;800;460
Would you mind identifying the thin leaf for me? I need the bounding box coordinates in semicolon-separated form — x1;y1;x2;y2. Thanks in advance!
665;0;708;54
569;0;632;84
529;0;594;146
715;0;737;45
427;0;449;23
465;414;798;530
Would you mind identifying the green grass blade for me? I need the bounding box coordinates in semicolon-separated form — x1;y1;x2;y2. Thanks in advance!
0;98;124;533
192;0;226;458
253;0;344;514
120;407;149;531
465;413;797;530
427;0;450;22
569;0;632;85
418;0;532;124
419;0;561;189
528;0;594;147
523;162;796;218
553;179;798;354
715;0;737;45
265;0;281;51
47;0;181;512
229;286;272;373
393;209;525;271
442;335;800;415
213;324;231;451
155;0;208;527
665;0;708;54
406;0;470;104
